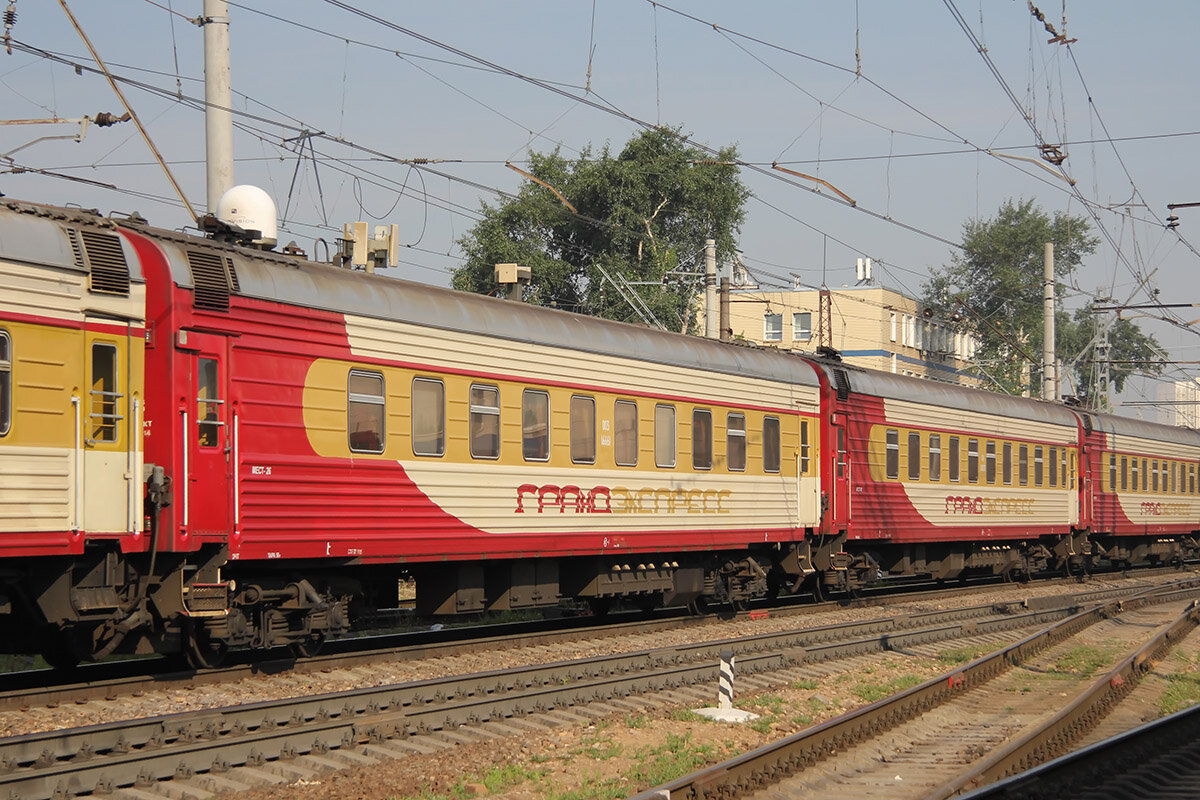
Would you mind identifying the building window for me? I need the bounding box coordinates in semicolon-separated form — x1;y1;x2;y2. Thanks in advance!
197;357;223;448
0;330;9;436
727;413;746;472
967;438;979;483
929;434;941;482
792;312;812;341
889;311;897;343
614;400;638;466
985;441;997;484
886;429;899;480
948;436;960;483
655;404;676;468
90;343;120;443
412;377;444;456
763;313;783;342
469;384;500;459
522;390;550;462
693;409;713;469
763;416;781;473
907;431;921;481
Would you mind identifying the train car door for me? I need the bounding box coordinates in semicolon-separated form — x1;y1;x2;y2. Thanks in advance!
180;331;232;542
81;317;140;536
829;414;851;532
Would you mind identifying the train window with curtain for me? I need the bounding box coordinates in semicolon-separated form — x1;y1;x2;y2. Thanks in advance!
727;413;746;472
907;431;921;481
198;357;222;447
570;395;596;464
948;436;960;482
886;429;899;480
1034;446;1044;486
1141;458;1148;492
928;434;941;482
1152;460;1159;492
1131;458;1139;492
411;377;445;456
1050;447;1059;487
1002;442;1012;485
1018;445;1028;486
692;409;713;470
655;404;676;468
967;439;979;483
90;343;120;443
1121;456;1128;491
614;400;638;466
763;416;781;473
522;390;550;461
985;441;997;484
0;330;10;436
469;384;500;459
800;419;810;474
347;370;385;453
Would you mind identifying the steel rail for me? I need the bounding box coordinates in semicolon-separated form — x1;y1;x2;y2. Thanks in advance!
3;582;1170;800
628;579;1200;800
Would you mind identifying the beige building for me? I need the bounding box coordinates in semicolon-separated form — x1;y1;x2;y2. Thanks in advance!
708;284;980;386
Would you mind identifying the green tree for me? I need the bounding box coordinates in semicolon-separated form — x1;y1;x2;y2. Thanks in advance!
1059;305;1163;403
923;198;1161;403
452;127;749;330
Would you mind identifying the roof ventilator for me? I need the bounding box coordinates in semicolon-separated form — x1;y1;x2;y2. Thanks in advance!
69;227;131;297
186;249;239;311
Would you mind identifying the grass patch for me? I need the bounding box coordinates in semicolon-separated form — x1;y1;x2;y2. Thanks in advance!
791;678;819;690
852;674;923;703
1051;645;1121;677
1159;672;1200;716
938;645;994;665
631;733;720;788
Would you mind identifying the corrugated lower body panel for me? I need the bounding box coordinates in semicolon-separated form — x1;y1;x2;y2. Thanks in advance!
0;446;71;531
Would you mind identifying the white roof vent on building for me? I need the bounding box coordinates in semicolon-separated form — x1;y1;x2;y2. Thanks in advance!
215;185;277;248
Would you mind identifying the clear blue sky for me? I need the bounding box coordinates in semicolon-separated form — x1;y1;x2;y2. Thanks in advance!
3;2;1199;412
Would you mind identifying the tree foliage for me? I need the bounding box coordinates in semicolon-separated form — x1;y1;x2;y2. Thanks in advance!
451;127;749;331
923;198;1161;403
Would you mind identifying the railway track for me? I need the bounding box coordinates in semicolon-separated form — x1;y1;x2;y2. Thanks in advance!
630;580;1200;800
2;578;1189;800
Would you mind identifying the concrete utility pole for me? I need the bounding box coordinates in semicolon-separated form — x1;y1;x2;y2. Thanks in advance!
204;0;234;213
1043;242;1057;401
705;238;718;339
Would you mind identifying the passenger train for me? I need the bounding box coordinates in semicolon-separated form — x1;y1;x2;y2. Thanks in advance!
0;195;1197;667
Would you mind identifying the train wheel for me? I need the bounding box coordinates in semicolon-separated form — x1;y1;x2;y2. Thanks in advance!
289;633;325;659
186;627;229;670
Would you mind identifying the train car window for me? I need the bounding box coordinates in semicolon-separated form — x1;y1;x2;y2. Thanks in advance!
799;420;810;474
929;434;941;482
885;429;899;480
763;416;781;473
727;413;746;472
1050;447;1059;487
90;343;120;442
570;395;596;464
411;378;445;456
1141;458;1148;492
948;436;960;483
1034;447;1044;486
522;390;551;462
1131;458;1139;492
197;358;222;447
907;432;921;481
1063;450;1070;490
1018;445;1028;486
1121;456;1128;491
348;370;385;453
1071;452;1077;490
614;400;638;466
0;330;11;436
655;404;677;468
469;384;500;459
985;441;997;485
692;409;713;470
1002;442;1013;485
1107;454;1115;492
1191;464;1196;495
967;439;979;483
1152;460;1159;492
837;428;847;478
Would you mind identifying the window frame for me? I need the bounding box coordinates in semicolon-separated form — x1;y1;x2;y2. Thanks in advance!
907;431;921;481
89;341;121;444
792;311;812;342
197;356;223;449
614;399;638;467
522;389;551;462
1018;444;1028;486
985;440;997;484
948;436;960;483
967;438;979;483
0;330;10;436
692;408;713;470
468;383;501;460
727;412;747;472
763;416;781;473
886;429;900;480
1034;446;1044;487
411;376;445;457
763;313;783;342
929;433;941;482
569;394;596;465
654;404;677;468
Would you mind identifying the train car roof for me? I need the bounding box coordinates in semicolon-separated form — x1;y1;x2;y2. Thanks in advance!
121;217;822;389
0;200;146;283
1084;408;1200;447
807;359;1082;428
